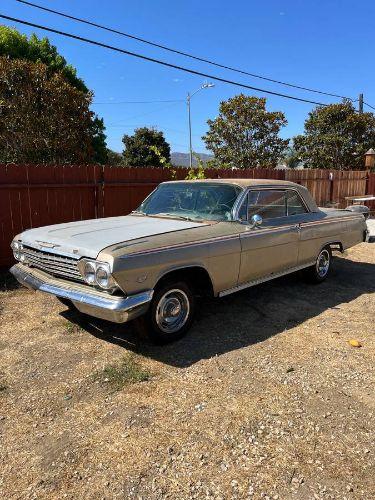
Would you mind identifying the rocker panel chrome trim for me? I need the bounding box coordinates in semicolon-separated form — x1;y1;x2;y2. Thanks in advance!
218;261;316;297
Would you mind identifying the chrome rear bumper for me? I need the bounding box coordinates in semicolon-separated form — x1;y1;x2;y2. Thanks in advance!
10;264;153;323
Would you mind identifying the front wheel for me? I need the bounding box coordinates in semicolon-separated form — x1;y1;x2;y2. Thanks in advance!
303;246;332;284
144;281;195;344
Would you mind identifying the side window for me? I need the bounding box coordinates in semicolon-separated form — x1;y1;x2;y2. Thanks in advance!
286;190;308;215
247;190;286;219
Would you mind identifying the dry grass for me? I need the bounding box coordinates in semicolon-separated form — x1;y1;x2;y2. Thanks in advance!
0;243;374;499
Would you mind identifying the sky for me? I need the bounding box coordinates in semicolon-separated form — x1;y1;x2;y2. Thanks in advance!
2;0;375;154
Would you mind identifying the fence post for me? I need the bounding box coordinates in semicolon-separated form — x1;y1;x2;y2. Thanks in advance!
329;172;334;203
94;164;105;219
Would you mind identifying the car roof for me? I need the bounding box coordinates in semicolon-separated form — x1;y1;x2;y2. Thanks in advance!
162;178;320;212
163;178;301;189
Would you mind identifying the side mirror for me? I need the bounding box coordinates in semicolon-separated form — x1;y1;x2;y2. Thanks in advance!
249;214;263;228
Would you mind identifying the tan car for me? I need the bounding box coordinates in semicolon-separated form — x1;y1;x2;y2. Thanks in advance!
10;179;368;343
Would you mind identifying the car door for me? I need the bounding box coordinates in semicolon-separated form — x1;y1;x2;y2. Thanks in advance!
238;189;300;284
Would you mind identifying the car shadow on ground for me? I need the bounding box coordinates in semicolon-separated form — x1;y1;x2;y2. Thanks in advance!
0;270;20;292
61;255;375;368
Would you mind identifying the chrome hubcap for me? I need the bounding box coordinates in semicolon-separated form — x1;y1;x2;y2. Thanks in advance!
316;249;330;277
155;289;190;334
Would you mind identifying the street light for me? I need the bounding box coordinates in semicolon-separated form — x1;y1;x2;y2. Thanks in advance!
187;82;215;169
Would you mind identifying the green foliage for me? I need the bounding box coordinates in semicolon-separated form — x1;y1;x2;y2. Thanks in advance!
0;26;87;93
0;26;107;163
293;101;375;170
149;144;176;178
106;149;124;166
93;355;151;391
185;153;206;179
122;127;171;167
283;147;301;169
90;116;108;164
203;94;289;168
0;57;94;163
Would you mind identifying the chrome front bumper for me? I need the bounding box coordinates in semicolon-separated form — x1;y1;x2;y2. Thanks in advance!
10;264;153;323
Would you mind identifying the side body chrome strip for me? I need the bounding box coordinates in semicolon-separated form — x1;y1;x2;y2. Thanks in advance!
218;261;315;297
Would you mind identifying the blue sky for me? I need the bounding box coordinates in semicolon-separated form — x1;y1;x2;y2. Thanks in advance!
3;0;375;154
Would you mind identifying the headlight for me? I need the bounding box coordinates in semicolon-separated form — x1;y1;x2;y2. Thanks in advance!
11;240;23;261
19;252;28;263
78;259;117;291
83;261;96;284
95;265;110;288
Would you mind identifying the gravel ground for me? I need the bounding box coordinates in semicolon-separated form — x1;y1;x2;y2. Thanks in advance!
0;243;374;499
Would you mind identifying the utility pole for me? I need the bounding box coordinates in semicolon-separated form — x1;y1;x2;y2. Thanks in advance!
187;92;193;169
359;93;364;113
187;83;215;169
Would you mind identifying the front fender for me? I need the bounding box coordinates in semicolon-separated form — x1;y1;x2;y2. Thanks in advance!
110;241;211;295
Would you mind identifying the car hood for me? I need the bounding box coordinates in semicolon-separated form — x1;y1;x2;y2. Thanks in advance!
19;215;209;259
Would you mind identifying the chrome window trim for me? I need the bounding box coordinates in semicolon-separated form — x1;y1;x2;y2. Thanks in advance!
233;187;310;223
285;189;310;216
138;181;244;222
231;187;248;221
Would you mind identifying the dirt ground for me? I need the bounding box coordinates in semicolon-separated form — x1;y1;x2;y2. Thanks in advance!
0;243;374;500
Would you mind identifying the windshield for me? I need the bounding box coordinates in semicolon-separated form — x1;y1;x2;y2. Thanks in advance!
136;182;242;221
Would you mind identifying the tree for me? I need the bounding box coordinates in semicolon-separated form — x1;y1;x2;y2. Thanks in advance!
106;149;124;166
0;57;94;163
122;127;171;167
90;117;108;164
202;94;289;168
0;26;107;163
283;147;301;169
0;26;87;92
293;101;375;170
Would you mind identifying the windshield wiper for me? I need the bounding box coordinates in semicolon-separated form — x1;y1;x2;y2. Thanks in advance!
153;212;198;222
130;210;148;216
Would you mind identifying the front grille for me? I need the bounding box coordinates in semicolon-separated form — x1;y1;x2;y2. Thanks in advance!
23;245;84;283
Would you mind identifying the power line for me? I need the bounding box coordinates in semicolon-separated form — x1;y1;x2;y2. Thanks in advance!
15;0;350;101
364;102;375;111
0;13;329;106
94;99;184;104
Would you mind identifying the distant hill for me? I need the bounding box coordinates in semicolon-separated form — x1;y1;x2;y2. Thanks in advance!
171;152;213;167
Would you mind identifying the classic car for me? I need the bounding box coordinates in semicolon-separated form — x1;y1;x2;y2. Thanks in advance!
10;179;369;343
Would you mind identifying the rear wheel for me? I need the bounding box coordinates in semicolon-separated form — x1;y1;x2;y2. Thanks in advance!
144;281;195;344
303;246;332;283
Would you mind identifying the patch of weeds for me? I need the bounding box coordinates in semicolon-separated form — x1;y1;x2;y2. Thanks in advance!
0;380;8;394
93;355;151;391
64;321;82;334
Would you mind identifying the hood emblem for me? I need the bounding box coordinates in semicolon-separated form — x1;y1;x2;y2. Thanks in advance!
36;241;61;249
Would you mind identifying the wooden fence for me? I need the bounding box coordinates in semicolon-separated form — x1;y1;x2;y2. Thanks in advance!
0;164;373;267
